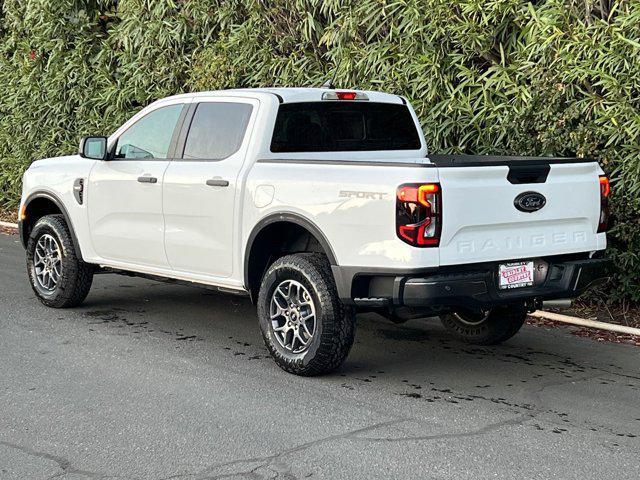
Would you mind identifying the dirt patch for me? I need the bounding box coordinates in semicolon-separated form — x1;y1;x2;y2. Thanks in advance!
0;210;17;223
527;316;640;347
528;297;640;347
568;300;640;329
0;225;17;235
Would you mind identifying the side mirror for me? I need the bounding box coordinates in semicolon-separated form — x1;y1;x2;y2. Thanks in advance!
79;136;108;160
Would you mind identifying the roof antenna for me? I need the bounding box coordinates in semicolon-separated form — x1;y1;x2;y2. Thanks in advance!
321;59;342;89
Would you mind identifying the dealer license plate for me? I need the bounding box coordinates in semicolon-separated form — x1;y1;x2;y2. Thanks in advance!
498;261;534;290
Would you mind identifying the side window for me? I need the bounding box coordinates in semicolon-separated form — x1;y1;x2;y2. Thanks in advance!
182;102;253;160
114;104;183;159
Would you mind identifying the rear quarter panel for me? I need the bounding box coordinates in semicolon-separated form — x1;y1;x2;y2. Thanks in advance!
242;160;440;270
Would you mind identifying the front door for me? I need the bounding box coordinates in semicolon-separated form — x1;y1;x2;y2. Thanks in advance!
87;101;185;268
163;98;257;278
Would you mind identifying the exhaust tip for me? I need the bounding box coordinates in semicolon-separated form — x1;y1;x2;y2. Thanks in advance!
542;299;572;310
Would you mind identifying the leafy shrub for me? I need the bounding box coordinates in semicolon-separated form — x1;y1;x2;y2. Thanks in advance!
0;0;638;302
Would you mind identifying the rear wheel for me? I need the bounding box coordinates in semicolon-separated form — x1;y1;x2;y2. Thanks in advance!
257;253;355;376
439;304;527;345
26;214;94;308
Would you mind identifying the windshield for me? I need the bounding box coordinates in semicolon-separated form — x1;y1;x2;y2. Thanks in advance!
270;102;421;153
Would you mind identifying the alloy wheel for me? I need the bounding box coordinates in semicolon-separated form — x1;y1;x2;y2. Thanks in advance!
269;279;317;353
33;233;62;292
453;309;491;326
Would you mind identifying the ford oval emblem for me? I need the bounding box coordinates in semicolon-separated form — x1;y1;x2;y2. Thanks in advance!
514;191;546;212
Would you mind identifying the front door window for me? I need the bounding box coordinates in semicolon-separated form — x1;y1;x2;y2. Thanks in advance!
115;104;183;159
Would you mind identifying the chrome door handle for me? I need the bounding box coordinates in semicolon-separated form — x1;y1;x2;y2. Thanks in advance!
206;179;229;187
138;176;157;184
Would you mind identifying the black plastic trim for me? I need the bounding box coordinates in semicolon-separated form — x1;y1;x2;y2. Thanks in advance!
507;164;551;184
18;220;24;245
332;265;439;303
78;136;108;160
167;103;192;159
244;212;338;289
73;178;84;204
270;92;284;103
332;254;610;306
20;191;84;261
257;158;433;168
427;154;597;168
172;102;197;160
400;258;610;309
102;267;250;296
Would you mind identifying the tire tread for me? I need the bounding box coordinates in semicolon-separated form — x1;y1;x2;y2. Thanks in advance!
258;253;355;376
26;214;93;308
440;304;526;345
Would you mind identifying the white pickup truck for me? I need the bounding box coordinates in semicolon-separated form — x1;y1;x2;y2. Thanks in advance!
19;87;611;375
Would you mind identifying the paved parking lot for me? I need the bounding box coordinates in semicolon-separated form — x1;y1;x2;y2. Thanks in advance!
1;233;639;479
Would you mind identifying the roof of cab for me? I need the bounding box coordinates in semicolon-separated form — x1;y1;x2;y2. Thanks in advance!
165;88;406;105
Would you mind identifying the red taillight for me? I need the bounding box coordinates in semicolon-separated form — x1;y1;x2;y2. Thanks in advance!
396;183;442;247
336;91;357;100
598;175;610;233
599;175;610;198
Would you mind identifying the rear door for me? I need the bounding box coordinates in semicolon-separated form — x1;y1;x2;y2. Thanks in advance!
162;97;257;277
435;159;604;266
88;101;186;268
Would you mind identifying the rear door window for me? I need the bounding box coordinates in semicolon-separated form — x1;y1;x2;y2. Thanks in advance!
270;102;421;152
182;102;253;160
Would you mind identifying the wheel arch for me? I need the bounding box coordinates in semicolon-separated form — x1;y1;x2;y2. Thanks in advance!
244;212;338;303
20;191;84;261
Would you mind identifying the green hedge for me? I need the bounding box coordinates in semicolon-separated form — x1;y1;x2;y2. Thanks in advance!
1;1;638;302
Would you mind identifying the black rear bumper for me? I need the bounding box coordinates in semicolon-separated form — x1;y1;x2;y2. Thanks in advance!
337;257;611;310
401;258;611;309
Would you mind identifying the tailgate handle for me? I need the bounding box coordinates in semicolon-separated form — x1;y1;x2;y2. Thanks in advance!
507;164;550;184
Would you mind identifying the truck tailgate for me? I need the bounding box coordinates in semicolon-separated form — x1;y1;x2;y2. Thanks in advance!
434;158;605;266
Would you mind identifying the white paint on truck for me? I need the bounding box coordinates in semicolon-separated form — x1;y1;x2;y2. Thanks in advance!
20;87;606;292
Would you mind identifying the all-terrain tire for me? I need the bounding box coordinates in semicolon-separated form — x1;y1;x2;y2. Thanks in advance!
257;253;355;376
439;304;527;345
26;214;94;308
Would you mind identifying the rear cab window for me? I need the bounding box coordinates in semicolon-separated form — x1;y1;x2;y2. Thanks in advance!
270;102;421;153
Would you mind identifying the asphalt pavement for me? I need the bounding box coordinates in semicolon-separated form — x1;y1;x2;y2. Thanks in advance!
0;232;638;479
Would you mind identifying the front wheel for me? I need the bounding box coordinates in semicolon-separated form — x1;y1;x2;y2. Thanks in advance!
26;214;94;308
257;253;355;376
439;304;527;345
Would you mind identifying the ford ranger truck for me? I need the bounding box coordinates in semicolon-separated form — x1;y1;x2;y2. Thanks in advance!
18;88;611;376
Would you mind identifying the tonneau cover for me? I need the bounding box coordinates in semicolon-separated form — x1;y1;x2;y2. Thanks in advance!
427;155;596;168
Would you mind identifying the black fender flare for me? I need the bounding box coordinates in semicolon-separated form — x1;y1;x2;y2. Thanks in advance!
243;212;338;289
20;191;85;261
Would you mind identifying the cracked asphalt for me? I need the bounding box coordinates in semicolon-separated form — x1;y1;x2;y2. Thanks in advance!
1;233;639;479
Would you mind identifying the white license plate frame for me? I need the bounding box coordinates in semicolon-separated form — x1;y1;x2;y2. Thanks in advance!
498;261;534;290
